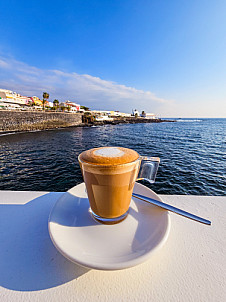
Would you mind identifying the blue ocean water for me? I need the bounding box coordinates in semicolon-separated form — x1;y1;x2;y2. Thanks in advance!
0;118;225;195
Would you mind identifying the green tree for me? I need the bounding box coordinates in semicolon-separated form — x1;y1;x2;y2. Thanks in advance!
82;111;94;123
80;105;90;111
53;99;59;109
42;92;49;110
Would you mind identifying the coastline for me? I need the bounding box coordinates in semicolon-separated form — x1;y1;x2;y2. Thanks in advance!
0;110;176;134
83;116;176;127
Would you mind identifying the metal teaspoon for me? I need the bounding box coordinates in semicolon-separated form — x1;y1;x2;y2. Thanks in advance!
132;193;211;225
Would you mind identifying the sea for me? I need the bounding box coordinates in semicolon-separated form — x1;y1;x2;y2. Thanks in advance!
0;118;225;195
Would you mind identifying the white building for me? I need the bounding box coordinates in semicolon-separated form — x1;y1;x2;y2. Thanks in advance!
59;101;80;112
0;101;21;110
0;89;30;108
48;101;54;108
95;115;114;121
132;109;140;116
140;112;157;119
91;110;111;115
112;111;131;117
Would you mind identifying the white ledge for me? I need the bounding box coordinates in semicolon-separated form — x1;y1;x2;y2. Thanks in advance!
0;191;225;302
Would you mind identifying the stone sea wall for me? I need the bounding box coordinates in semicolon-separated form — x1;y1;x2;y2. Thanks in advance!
0;111;83;132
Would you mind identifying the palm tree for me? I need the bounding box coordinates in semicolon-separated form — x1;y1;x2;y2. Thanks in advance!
42;92;49;110
53;99;59;110
61;106;66;112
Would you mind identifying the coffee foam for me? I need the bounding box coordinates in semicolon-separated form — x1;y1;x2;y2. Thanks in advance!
94;147;124;158
79;147;139;165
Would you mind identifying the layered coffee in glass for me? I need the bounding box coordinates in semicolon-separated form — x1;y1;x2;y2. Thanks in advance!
79;146;159;224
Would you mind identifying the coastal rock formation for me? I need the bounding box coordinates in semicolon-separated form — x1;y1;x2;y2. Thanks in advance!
0;111;175;133
84;117;175;127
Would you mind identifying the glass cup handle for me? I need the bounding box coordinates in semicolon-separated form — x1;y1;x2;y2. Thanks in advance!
137;157;160;184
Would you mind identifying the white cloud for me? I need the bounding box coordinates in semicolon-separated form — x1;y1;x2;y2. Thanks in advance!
0;55;174;114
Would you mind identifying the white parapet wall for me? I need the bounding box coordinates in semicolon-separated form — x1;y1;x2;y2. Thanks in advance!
0;191;225;302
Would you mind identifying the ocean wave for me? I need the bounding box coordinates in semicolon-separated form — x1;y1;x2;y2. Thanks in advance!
176;119;202;122
0;132;17;136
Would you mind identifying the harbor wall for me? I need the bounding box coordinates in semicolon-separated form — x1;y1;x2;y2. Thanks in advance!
0;111;83;132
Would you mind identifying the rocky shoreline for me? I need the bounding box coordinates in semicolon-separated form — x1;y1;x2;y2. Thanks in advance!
0;110;176;133
83;117;176;127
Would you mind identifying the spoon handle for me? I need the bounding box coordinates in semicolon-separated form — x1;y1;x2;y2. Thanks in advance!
132;193;211;225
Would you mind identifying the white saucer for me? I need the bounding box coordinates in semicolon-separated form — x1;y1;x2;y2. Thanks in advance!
48;182;170;270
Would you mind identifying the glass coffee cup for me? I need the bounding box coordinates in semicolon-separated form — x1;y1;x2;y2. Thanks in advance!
78;146;159;224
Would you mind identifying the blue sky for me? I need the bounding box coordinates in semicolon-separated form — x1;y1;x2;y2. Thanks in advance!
0;0;225;117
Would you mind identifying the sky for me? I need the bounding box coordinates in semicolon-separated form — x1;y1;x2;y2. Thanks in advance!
0;0;225;117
